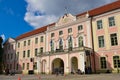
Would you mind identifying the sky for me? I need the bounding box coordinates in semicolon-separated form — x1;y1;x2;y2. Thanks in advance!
0;0;116;42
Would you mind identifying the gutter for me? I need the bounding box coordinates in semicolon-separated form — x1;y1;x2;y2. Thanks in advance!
90;16;96;73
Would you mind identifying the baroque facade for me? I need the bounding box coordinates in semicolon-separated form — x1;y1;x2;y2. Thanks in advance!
3;1;120;74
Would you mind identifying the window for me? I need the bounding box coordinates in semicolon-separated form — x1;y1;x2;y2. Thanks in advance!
40;47;43;53
35;38;38;44
18;42;20;48
59;38;63;50
110;33;118;46
11;45;13;49
17;52;19;59
24;41;26;46
4;54;6;60
97;20;103;29
27;50;30;57
50;40;54;52
16;64;19;70
109;16;115;27
6;64;9;68
100;57;107;69
22;63;25;70
11;54;13;59
59;31;63;35
8;45;10;50
78;36;83;47
51;33;55;37
8;54;9;60
28;40;30;45
40;36;44;42
23;51;26;58
78;25;83;31
113;56;120;68
68;36;73;51
68;28;72;33
10;64;12;69
34;62;37;70
27;63;29;70
98;36;104;48
35;48;38;56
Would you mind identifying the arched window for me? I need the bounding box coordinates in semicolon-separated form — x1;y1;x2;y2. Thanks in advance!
78;36;83;47
113;56;120;68
68;36;73;51
50;40;54;52
59;38;63;50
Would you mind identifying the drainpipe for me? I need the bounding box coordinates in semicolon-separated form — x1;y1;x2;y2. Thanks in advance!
14;40;17;74
90;16;96;73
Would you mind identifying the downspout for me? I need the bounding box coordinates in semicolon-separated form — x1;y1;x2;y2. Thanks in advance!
90;16;96;73
14;40;17;74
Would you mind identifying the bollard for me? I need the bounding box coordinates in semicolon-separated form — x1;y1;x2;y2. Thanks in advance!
38;76;41;80
18;76;21;80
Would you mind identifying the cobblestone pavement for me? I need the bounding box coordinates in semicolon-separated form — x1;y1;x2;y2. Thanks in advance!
0;73;120;80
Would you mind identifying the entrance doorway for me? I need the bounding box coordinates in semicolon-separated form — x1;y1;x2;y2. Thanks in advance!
71;57;78;74
41;60;46;74
52;58;64;74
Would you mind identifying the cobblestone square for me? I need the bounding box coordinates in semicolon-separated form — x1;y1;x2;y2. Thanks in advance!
0;73;120;80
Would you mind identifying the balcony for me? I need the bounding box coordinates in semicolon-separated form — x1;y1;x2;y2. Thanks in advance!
37;46;93;57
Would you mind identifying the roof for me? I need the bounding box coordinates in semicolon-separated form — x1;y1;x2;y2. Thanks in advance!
16;23;55;40
16;0;120;40
76;0;120;17
3;37;16;45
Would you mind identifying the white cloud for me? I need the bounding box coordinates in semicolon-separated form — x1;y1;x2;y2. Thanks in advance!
24;12;58;29
0;34;5;41
24;0;116;29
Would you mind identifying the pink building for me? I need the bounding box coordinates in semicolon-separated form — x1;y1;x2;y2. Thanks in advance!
3;38;18;73
3;0;120;74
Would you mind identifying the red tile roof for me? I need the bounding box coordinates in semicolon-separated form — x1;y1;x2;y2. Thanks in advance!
89;0;120;16
16;1;120;40
16;23;55;40
76;0;120;17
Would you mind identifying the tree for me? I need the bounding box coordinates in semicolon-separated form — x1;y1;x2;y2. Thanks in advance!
0;37;3;74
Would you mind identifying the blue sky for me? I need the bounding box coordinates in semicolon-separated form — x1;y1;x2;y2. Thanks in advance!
0;0;116;41
0;0;33;41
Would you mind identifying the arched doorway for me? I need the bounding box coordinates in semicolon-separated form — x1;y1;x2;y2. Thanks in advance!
71;57;78;74
41;60;46;74
52;58;64;74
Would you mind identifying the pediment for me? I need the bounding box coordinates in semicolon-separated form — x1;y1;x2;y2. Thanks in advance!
5;38;15;44
56;13;76;26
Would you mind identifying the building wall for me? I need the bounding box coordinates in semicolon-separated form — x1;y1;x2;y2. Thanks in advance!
3;38;16;73
4;3;120;74
92;9;120;72
16;33;46;74
40;14;93;74
47;15;92;52
15;13;93;74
